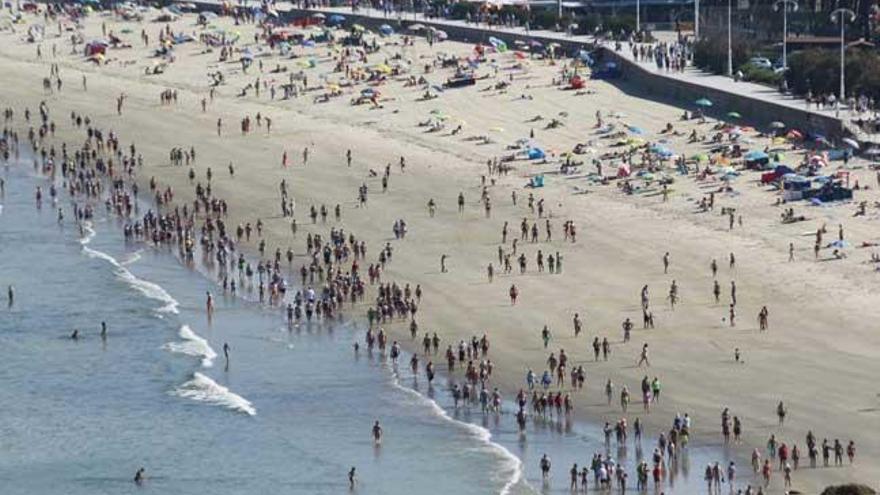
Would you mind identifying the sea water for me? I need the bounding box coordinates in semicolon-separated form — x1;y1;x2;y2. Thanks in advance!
0;161;716;495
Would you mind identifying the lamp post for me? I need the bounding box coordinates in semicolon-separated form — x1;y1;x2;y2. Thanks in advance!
636;0;640;34
727;0;732;76
830;7;856;103
773;0;798;73
694;0;699;39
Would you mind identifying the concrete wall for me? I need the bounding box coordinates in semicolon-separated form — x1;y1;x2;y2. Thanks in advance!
600;48;843;137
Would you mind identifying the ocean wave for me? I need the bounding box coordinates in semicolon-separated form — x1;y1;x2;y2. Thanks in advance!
79;222;96;245
82;242;179;314
172;372;256;416
120;249;143;266
389;374;524;495
163;325;217;368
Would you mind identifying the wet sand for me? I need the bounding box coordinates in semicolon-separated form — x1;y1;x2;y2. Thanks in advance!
2;9;879;492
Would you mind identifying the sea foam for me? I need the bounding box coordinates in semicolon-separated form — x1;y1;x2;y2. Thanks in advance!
389;373;523;495
163;325;217;368
173;372;256;416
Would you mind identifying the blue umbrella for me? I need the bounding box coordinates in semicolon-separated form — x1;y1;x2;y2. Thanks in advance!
327;14;345;26
379;24;394;36
695;98;713;107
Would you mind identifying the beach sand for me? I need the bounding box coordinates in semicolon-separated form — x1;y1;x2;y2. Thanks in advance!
2;8;879;492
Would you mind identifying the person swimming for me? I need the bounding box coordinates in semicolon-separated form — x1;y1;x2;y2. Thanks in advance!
134;467;145;484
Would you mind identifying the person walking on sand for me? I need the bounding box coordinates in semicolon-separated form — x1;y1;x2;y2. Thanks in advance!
440;254;448;273
7;285;13;307
348;467;357;489
663;252;670;273
637;343;650;367
509;284;518;305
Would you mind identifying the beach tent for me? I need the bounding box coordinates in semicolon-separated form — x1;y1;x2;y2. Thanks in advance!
528;147;546;160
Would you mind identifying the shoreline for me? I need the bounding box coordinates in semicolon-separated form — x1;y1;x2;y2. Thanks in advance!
2;6;879;493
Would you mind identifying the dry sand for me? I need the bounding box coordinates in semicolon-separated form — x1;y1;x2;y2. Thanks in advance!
2;8;879;493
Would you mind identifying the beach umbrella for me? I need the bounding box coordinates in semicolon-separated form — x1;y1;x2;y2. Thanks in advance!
691;153;708;162
842;138;859;149
407;23;425;31
863;147;880;156
727;111;741;119
435;30;448;41
327;14;345;26
311;12;326;19
695;98;713;107
770;121;786;129
378;24;393;36
351;24;366;32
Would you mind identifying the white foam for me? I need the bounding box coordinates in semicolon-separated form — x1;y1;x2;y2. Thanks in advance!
116;268;180;314
389;374;523;495
121;249;143;266
79;222;96;245
173;372;256;416
83;243;179;314
163;325;217;368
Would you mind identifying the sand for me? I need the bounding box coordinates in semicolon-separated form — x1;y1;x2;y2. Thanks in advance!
2;7;879;493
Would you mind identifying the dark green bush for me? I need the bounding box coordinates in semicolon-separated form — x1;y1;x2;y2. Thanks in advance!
787;48;880;99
